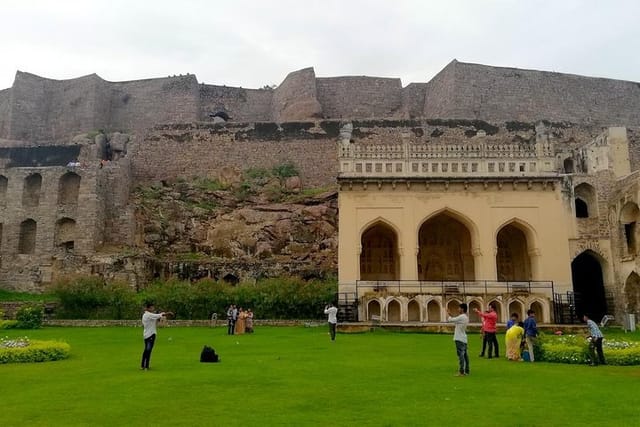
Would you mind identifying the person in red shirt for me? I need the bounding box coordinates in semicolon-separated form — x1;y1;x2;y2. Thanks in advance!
475;303;499;358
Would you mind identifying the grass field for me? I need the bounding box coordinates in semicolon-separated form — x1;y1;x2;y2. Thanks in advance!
1;326;639;427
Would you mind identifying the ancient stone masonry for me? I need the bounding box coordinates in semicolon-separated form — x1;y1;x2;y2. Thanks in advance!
1;61;640;326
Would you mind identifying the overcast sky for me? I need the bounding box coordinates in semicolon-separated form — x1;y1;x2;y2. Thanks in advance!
1;0;639;90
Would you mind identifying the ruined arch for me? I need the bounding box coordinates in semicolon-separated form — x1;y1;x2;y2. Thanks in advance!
58;172;81;205
22;173;42;207
574;183;597;218
407;299;420;321
387;299;401;322
55;217;76;250
624;272;640;316
18;219;37;254
571;250;607;321
620;202;640;257
426;299;441;322
418;210;476;280
360;220;399;280
367;299;381;320
496;221;533;281
0;175;7;206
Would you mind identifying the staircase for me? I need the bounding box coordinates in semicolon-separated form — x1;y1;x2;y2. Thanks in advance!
336;292;358;322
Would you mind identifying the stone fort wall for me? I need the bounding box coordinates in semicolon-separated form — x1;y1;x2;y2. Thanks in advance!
4;61;640;144
424;60;640;126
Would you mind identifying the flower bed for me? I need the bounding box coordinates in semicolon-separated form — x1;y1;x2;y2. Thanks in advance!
540;334;640;365
0;336;71;364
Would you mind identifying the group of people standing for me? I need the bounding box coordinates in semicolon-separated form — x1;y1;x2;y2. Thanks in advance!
446;303;541;376
226;305;254;335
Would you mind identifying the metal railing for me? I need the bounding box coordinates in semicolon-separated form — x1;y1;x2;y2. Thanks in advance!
355;280;554;298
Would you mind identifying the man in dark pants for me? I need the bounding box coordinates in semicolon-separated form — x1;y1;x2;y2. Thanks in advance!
324;302;338;341
141;303;169;370
475;303;499;358
584;314;606;365
447;302;469;376
227;304;236;335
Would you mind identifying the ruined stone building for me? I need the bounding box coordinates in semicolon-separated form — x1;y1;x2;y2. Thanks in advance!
0;59;640;325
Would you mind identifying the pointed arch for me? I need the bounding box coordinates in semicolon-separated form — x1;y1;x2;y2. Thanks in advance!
417;208;477;281
571;250;607;321
487;299;503;322
574;183;597;218
417;207;480;247
529;300;545;323
360;219;400;281
426;299;442;322
446;299;463;315
507;299;525;322
468;299;483;323
495;219;535;281
367;299;382;320
387;299;401;322
407;299;420;321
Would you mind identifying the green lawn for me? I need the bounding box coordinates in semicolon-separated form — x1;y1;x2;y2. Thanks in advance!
1;326;639;427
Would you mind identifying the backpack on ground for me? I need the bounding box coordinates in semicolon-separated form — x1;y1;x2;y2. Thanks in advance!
200;345;220;363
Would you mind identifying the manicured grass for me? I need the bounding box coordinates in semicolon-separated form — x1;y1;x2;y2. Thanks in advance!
1;326;639;426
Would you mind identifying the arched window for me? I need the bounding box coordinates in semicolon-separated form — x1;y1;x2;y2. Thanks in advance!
22;174;42;207
574;183;597;219
620;202;640;257
19;219;37;254
58;172;81;205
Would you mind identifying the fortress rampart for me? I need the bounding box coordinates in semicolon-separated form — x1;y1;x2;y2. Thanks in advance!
3;60;640;143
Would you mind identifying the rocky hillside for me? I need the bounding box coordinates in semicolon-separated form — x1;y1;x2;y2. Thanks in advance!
133;168;338;282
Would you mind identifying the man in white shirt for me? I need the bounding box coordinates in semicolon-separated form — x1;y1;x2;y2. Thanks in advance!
141;303;169;370
324;302;338;341
447;302;469;376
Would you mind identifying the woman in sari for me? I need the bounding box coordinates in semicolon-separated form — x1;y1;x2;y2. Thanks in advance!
235;308;246;334
505;320;525;361
245;309;254;333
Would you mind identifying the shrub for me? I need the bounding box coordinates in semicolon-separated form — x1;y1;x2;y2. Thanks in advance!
0;320;19;329
272;161;299;179
15;304;43;329
54;277;138;319
540;334;640;366
0;338;71;364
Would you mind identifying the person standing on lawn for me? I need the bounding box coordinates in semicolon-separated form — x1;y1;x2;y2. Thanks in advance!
523;309;538;362
447;302;469;376
141;303;170;370
324;302;338;341
583;314;606;366
475;303;499;358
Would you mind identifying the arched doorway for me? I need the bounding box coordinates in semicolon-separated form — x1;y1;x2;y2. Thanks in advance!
387;300;401;322
508;300;524;322
468;300;482;323
529;301;544;322
360;222;399;280
624;272;640;316
496;223;532;281
571;251;607;320
418;213;474;280
427;300;441;321
488;300;503;322
407;300;420;321
367;300;381;320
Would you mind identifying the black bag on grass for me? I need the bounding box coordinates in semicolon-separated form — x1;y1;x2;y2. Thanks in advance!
200;345;220;363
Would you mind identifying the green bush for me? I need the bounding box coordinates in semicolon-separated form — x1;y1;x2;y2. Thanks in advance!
272;161;299;179
0;338;71;364
15;304;43;329
54;277;139;319
0;320;19;329
540;334;640;366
